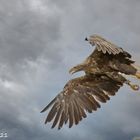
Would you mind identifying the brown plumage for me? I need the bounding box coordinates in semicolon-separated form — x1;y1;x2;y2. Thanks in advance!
85;35;123;54
70;35;140;85
41;34;140;129
41;75;123;129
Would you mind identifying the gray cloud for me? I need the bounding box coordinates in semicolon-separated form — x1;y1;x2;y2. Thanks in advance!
133;137;140;140
0;0;140;140
0;0;62;64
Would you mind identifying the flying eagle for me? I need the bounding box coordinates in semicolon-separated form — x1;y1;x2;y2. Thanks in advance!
41;35;140;129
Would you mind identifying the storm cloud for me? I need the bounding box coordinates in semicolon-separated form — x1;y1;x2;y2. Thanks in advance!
0;0;140;140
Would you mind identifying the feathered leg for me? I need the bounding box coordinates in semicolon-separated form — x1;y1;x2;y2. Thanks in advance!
135;71;140;79
105;72;139;91
132;64;140;79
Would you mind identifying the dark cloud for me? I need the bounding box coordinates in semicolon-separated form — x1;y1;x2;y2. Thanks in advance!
0;0;140;140
0;0;63;72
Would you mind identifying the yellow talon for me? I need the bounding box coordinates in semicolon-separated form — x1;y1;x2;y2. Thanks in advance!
130;84;139;91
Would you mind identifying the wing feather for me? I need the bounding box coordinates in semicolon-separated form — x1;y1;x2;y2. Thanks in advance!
51;104;62;128
88;35;123;55
72;100;79;125
44;102;58;123
68;101;74;128
41;75;124;129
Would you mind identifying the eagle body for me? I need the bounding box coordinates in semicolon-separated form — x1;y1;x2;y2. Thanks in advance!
87;49;137;75
69;49;137;82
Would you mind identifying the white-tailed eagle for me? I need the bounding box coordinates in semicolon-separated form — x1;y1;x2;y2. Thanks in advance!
41;35;140;129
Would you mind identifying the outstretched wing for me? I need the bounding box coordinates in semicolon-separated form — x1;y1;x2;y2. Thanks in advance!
41;75;123;129
86;35;123;55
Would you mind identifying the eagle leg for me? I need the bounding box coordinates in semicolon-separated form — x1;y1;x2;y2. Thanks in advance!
135;71;140;79
132;64;140;79
105;72;139;91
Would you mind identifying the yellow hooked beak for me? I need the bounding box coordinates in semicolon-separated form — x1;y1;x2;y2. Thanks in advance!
69;64;86;74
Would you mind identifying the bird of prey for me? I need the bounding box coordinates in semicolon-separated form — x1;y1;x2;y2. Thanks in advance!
41;35;140;129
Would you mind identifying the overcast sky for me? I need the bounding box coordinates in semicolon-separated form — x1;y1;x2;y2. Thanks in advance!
0;0;140;140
